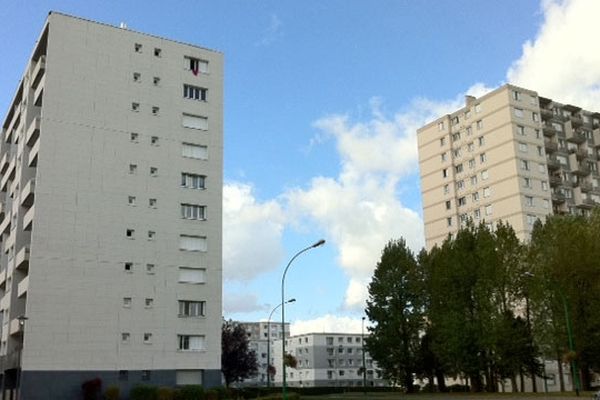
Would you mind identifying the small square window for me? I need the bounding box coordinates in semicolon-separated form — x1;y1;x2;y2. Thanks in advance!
145;298;154;308
131;103;140;112
151;136;159;145
129;164;137;174
133;72;141;82
150;167;158;176
124;262;133;272
126;229;135;238
142;370;151;381
154;48;162;57
121;333;130;343
134;43;142;52
148;231;156;240
146;264;155;274
123;297;132;308
128;196;136;206
152;106;159;115
130;132;139;142
144;333;152;344
149;198;157;208
119;370;129;381
153;77;160;86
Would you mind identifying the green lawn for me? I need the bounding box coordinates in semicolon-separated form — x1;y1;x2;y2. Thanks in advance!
296;392;589;400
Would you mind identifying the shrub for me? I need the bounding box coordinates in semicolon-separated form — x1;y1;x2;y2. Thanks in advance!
130;385;158;400
105;385;120;400
157;386;175;400
81;378;102;400
176;385;204;400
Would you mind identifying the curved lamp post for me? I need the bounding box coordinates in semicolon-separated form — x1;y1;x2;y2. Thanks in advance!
281;239;325;400
267;298;296;387
524;271;581;396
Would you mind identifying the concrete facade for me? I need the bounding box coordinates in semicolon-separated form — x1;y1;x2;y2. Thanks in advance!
418;84;600;249
0;12;223;399
272;332;387;388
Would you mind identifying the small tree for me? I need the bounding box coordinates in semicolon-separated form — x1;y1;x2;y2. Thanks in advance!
284;353;298;369
221;320;258;387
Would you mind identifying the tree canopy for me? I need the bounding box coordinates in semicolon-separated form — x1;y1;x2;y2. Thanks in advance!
221;320;258;387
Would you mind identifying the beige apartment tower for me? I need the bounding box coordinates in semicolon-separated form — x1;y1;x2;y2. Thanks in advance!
418;84;600;249
0;13;223;399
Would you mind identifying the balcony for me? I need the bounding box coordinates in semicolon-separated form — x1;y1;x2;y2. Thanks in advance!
540;108;553;120
546;156;561;171
17;276;29;299
28;139;39;167
9;318;24;336
4;229;15;253
571;114;583;128
543;123;557;137
594;128;600;147
26;116;40;147
566;123;586;143
20;179;35;207
31;56;46;89
544;140;558;153
579;181;593;193
15;246;29;271
0;269;6;289
549;175;563;187
551;192;566;203
574;186;595;209
0;211;11;235
33;75;45;107
22;205;34;232
0;294;9;312
0;148;12;173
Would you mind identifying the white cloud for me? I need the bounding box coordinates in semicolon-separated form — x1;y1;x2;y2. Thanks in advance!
223;292;268;314
255;14;283;47
507;0;600;108
291;314;367;335
223;182;286;281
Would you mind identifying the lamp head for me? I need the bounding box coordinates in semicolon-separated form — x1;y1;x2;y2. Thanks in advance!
287;298;297;304
312;239;326;248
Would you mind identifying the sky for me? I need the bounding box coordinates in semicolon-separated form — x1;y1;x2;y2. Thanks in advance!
2;0;600;335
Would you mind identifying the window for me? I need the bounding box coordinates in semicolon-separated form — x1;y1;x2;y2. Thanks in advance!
183;84;207;101
445;200;451;210
121;333;130;343
472;192;479;202
151;136;159;145
532;112;539;122
440;137;446;146
131;102;140;112
479;153;487;163
541;181;548;191
146;263;155;274
452;116;459;125
144;333;152;344
150;167;158;176
481;170;489;180
179;235;207;252
458;197;466;207
515;125;525;135
447;217;452;227
147;231;156;240
525;196;534;207
520;159;530;171
455;164;463;174
134;43;142;52
142;370;151;381
523;177;531;188
452;132;461;142
476;120;483;130
478;136;485;146
154;48;162;57
181;204;206;220
519;142;528;152
185;56;209;75
512;90;521;101
468;142;474;152
538;163;546;173
441;152;447;162
527;214;537;226
453;148;461;157
537;146;543;156
443;184;449;194
182;114;208;130
145;298;154;308
128;196;136;206
123;297;132;308
129;164;137;174
456;180;465;190
126;229;135;238
466;126;472;135
179;300;206;317
471;175;477;185
152;106;160;115
474;208;481;219
181;173;206;189
133;72;141;82
124;262;133;272
178;335;206;351
535;129;541;139
182;143;208;160
485;204;493;216
153;77;160;86
442;168;448;178
469;158;476;169
438;121;445;131
178;267;206;284
514;108;524;118
130;132;139;142
483;187;491;198
475;103;481;113
543;199;550;209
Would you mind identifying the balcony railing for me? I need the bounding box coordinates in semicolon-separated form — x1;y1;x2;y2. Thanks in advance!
26;116;40;147
31;55;46;89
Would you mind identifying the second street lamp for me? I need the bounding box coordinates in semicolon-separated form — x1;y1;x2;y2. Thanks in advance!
267;298;296;388
281;239;325;400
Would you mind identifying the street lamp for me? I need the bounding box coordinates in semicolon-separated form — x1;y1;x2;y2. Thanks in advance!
281;239;325;400
361;316;367;394
267;298;296;388
524;271;581;396
16;315;27;400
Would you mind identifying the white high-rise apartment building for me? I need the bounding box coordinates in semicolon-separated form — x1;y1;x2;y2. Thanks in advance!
0;12;223;399
418;84;600;249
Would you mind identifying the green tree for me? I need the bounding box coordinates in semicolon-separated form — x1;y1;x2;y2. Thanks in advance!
365;239;425;392
221;320;258;387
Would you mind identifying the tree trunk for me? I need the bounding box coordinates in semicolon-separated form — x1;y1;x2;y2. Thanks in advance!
435;369;447;392
557;355;565;392
579;359;590;391
519;370;525;392
404;373;415;393
530;366;537;392
510;375;518;392
470;373;483;392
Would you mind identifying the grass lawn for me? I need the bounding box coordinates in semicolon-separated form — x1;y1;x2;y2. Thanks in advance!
296;392;590;400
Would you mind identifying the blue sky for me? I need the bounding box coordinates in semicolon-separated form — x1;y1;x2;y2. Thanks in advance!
2;0;599;333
